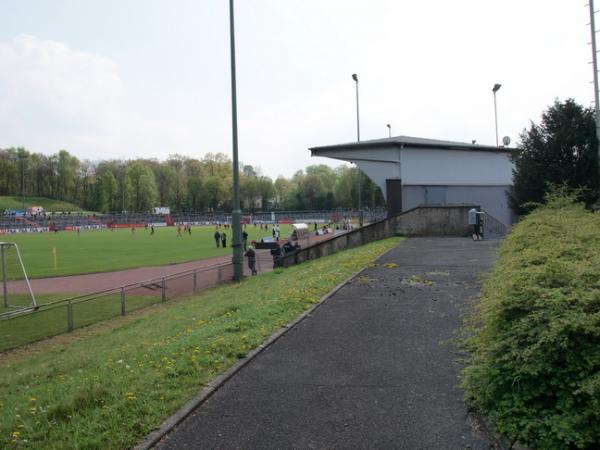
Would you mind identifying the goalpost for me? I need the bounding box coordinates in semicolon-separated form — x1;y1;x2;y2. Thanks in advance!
0;242;37;310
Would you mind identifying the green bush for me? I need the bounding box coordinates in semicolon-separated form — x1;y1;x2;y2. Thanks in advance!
461;199;600;449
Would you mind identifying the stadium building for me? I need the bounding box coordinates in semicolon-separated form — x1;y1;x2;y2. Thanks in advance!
310;136;516;226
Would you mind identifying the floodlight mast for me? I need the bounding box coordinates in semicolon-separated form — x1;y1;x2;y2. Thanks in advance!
352;73;363;228
492;83;501;147
229;0;243;281
589;0;600;173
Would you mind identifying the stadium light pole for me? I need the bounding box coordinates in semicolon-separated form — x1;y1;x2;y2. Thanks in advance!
492;83;501;146
229;0;243;281
352;73;363;228
589;0;600;174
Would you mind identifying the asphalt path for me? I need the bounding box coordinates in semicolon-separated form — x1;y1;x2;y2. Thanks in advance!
156;237;501;449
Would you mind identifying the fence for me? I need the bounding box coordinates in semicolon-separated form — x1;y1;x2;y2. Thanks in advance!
0;254;275;352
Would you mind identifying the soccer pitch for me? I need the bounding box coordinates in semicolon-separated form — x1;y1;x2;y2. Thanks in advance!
2;225;293;279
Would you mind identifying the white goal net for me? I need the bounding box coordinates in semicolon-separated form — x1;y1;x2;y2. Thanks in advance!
1;242;37;312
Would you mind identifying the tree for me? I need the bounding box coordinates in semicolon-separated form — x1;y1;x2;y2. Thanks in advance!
96;171;118;212
187;177;204;211
204;176;228;211
127;162;157;211
510;99;600;213
167;155;188;211
273;177;293;209
154;164;177;207
57;150;80;200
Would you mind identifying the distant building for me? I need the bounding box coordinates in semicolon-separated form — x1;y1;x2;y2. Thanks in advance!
310;136;515;225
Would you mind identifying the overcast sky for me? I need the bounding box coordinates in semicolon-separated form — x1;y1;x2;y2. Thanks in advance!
0;1;594;178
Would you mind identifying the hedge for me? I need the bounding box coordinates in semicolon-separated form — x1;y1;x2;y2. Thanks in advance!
461;198;600;449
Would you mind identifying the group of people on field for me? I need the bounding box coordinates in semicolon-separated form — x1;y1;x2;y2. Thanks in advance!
213;228;227;247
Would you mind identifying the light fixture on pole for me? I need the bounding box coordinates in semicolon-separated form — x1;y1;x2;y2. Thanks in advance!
386;123;391;138
352;73;363;228
229;0;243;281
492;83;501;147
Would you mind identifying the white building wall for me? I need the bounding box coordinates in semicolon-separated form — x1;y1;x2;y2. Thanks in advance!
400;149;513;185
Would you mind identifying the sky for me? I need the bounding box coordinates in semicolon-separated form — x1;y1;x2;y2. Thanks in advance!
0;0;595;178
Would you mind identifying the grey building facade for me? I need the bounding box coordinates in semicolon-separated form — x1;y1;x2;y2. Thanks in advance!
310;136;516;226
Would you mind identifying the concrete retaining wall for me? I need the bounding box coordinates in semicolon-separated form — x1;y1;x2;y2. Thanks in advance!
281;205;477;268
395;205;477;236
281;217;397;268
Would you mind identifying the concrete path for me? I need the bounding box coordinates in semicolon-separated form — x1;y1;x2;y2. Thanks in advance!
156;237;500;449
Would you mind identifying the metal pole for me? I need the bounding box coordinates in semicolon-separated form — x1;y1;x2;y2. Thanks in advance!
14;244;36;306
1;245;8;308
120;287;125;316
493;90;499;147
353;74;364;228
589;0;600;171
67;301;73;332
193;269;197;293
161;277;166;302
229;0;243;281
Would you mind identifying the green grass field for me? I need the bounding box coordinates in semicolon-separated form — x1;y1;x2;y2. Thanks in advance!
0;196;82;212
0;237;403;449
2;225;293;279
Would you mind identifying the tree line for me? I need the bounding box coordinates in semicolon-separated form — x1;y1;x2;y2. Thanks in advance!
0;149;385;213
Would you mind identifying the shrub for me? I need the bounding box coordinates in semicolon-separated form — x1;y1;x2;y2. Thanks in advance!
461;198;600;448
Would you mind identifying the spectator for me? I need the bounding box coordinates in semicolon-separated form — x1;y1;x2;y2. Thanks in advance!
242;229;249;251
245;245;257;275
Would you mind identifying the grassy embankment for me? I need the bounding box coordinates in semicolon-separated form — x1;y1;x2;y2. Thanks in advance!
2;225;292;279
0;236;403;449
0;196;82;212
461;198;600;449
1;293;159;352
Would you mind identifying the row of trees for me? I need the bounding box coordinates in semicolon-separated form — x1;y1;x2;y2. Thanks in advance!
0;149;385;213
4;99;595;215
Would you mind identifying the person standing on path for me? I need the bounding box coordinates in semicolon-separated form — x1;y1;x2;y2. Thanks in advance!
468;207;484;240
214;229;221;247
244;245;257;275
221;231;227;248
242;229;249;251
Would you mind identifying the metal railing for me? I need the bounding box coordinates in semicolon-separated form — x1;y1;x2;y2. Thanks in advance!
481;210;511;239
0;254;275;352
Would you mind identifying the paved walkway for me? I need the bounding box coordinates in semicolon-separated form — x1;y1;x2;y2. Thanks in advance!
155;237;500;449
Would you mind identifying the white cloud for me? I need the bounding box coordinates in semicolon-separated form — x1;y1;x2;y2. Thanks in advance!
0;34;208;163
0;34;125;134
